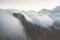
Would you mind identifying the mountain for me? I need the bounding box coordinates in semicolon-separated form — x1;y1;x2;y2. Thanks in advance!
39;9;53;17
13;13;60;40
39;9;51;13
0;8;60;40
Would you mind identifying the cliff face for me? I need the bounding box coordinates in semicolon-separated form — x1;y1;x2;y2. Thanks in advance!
13;13;60;40
0;7;60;40
13;13;47;40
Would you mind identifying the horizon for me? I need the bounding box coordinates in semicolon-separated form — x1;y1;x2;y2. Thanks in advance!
0;0;60;11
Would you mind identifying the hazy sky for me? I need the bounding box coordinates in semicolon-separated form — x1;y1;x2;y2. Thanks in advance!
0;0;60;11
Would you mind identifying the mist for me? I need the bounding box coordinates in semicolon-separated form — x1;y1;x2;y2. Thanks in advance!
0;10;27;40
20;11;54;29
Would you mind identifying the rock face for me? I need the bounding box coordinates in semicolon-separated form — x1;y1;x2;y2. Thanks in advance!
13;13;53;40
13;13;60;40
13;13;48;40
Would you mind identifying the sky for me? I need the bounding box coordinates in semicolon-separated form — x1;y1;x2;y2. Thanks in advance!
0;0;60;11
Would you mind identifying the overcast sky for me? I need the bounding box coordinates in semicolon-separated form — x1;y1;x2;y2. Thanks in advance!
0;0;60;11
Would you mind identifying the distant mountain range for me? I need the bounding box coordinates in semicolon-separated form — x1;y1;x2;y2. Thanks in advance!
0;6;60;27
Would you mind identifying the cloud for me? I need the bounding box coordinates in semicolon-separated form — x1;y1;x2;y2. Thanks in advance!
0;10;27;39
21;11;54;28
